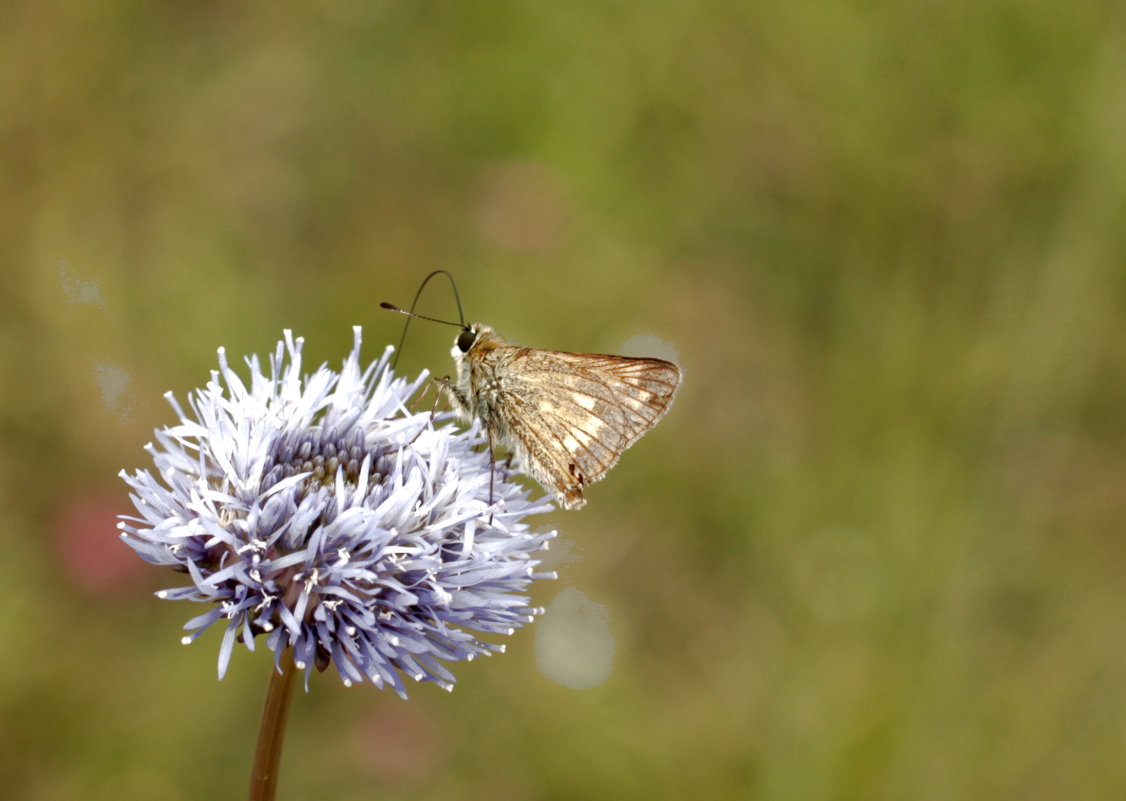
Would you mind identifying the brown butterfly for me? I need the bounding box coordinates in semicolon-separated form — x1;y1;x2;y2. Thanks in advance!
381;298;682;510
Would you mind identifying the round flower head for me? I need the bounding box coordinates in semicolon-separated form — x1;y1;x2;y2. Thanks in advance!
119;328;556;696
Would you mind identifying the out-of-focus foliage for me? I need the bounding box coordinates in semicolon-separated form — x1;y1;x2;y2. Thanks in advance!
2;2;1125;799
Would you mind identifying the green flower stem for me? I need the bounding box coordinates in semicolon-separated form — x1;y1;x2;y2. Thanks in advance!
248;648;297;801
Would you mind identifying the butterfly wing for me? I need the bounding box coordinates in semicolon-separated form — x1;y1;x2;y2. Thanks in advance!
492;349;682;509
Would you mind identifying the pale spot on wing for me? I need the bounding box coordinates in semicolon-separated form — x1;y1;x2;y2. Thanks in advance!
539;400;558;415
562;435;581;452
620;391;652;412
574;394;597;411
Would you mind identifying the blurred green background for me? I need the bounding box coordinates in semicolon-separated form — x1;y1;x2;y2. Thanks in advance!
3;2;1126;799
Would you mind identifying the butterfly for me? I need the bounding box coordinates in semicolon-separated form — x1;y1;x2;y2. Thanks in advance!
382;289;682;509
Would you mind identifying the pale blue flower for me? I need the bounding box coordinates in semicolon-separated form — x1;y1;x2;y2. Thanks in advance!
119;328;555;696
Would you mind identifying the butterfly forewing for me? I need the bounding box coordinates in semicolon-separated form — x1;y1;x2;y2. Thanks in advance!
493;348;682;509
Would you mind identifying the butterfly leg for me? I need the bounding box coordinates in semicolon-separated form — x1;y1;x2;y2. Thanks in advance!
428;376;452;423
406;376;450;447
487;426;497;525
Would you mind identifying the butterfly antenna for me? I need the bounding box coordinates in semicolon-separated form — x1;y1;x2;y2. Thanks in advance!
384;270;467;369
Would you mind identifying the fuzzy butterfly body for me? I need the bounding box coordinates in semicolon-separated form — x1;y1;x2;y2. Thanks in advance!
444;323;683;509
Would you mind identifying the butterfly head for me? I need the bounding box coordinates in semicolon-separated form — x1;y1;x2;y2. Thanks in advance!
451;323;502;361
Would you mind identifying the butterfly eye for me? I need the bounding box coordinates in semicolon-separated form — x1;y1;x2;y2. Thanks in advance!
456;329;477;353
